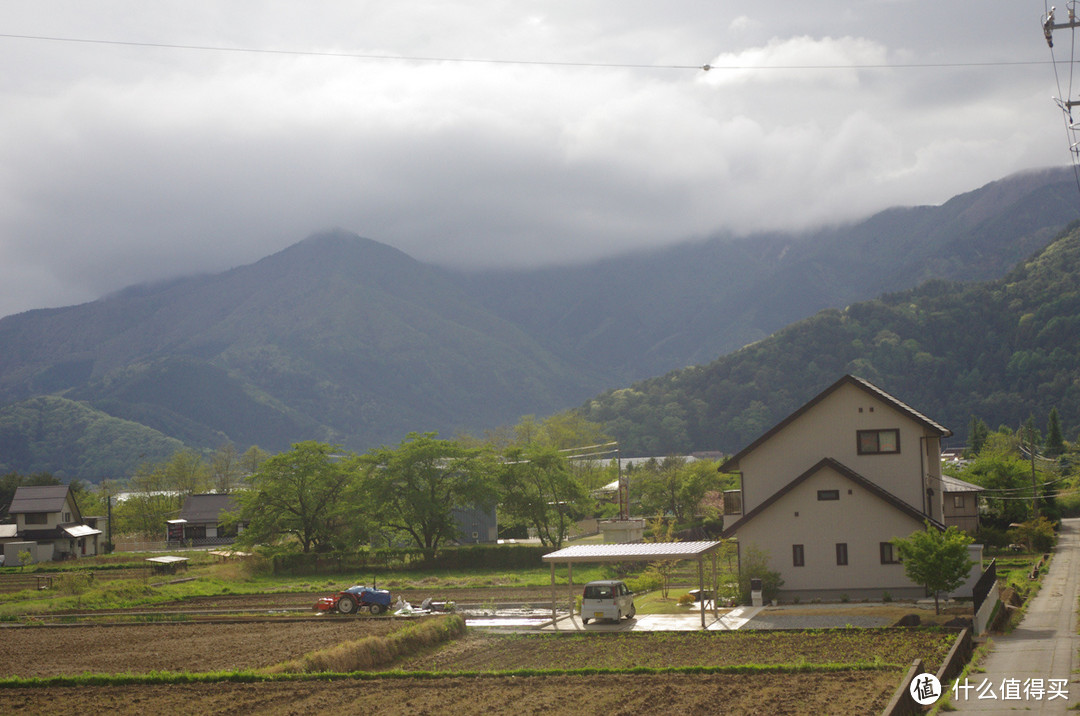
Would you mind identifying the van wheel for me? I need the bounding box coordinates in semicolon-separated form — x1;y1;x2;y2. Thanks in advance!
627;605;636;619
582;617;589;625
616;609;622;622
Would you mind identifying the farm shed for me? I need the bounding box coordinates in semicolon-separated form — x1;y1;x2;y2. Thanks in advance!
542;541;723;629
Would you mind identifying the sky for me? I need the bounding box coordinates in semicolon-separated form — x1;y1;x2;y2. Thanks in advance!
0;1;1074;318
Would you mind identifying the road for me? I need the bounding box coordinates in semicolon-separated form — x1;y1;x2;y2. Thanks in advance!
951;517;1080;713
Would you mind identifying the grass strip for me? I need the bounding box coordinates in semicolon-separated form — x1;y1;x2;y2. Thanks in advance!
0;661;902;689
265;613;467;673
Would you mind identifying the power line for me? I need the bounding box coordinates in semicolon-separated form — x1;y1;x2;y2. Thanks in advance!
0;31;1056;72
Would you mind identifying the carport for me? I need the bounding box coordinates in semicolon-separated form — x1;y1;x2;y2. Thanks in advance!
542;541;724;629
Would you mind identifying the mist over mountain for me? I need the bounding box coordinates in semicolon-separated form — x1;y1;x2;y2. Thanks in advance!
0;167;1078;478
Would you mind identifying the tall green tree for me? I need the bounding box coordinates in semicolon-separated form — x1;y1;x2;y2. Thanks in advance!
967;416;990;456
892;522;974;614
1046;407;1065;457
498;444;589;548
357;433;498;559
234;442;358;553
637;456;715;523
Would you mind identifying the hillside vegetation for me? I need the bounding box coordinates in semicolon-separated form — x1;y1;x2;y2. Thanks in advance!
582;222;1080;453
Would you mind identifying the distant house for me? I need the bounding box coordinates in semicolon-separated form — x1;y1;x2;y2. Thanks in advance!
452;505;498;544
166;493;245;546
3;485;102;563
720;375;981;602
941;474;983;534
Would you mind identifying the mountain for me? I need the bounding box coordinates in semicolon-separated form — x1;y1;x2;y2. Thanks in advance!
0;167;1078;478
462;167;1079;382
0;230;598;477
580;220;1080;454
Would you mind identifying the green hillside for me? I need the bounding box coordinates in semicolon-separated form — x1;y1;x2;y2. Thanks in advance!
581;221;1080;454
0;396;184;479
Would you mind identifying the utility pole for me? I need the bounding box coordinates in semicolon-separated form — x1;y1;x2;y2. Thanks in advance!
1025;422;1040;520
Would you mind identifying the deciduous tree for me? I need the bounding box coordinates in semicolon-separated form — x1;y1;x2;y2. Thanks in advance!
892;522;974;614
234;442;358;553
357;433;498;560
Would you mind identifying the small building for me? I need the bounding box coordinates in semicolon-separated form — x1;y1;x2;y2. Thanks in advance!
941;474;983;534
167;493;245;546
452;505;498;544
4;485;102;562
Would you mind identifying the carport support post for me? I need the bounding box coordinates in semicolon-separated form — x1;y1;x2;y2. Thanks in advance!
711;551;719;619
567;562;574;621
699;556;706;629
550;562;556;621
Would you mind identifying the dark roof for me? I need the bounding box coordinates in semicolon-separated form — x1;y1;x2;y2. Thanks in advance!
941;474;984;493
7;485;71;515
178;494;238;523
720;375;952;472
720;457;944;538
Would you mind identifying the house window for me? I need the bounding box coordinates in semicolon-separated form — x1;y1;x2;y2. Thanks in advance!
817;489;840;501
953;495;965;509
836;543;848;566
63;512;71;523
793;544;805;567
880;542;901;564
857;429;900;455
24;513;47;525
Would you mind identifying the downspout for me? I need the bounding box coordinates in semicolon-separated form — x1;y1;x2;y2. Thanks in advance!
920;436;928;519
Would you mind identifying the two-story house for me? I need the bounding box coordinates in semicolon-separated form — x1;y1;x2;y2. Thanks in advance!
720;374;961;601
4;485;102;563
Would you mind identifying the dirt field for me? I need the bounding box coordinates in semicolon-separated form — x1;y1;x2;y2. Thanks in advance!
0;671;903;715
0;620;408;676
387;628;956;672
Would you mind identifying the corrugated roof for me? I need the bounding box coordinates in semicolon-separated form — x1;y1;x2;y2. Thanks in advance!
0;524;18;539
941;474;984;493
179;494;238;523
62;525;102;538
7;485;70;514
542;541;723;563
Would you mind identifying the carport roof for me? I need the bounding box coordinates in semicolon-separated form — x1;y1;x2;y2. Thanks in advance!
542;541;722;563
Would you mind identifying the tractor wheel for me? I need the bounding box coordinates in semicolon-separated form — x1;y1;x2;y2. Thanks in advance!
336;596;357;615
372;603;388;615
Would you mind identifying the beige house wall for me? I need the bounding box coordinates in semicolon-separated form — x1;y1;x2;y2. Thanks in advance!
942;492;980;533
736;464;927;598
737;382;943;521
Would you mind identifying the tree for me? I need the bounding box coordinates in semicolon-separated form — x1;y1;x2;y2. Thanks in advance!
210;442;242;493
357;433;498;560
892;522;974;614
637;456;714;523
234;442;358;553
967;416;990;456
1046;407;1065;457
498;445;589;548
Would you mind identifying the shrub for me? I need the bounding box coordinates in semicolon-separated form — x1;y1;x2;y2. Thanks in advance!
737;546;784;604
677;593;695;606
1008;517;1057;553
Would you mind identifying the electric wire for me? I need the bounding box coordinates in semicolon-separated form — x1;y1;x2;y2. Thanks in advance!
1045;1;1080;199
0;31;1059;72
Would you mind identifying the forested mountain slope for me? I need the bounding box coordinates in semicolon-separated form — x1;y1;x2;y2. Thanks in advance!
465;167;1079;381
0;231;597;477
580;221;1080;455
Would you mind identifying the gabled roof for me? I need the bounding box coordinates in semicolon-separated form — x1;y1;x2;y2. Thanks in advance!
7;485;71;515
720;375;952;472
720;457;944;538
941;474;984;493
178;493;238;523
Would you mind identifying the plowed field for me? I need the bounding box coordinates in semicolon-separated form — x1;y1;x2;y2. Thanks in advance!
0;671;903;715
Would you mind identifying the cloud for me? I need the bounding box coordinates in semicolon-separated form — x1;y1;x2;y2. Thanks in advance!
0;1;1069;317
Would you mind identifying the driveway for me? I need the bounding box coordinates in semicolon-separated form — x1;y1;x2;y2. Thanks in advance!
950;517;1080;713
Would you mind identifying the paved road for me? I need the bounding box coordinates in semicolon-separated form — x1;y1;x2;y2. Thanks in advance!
951;517;1080;713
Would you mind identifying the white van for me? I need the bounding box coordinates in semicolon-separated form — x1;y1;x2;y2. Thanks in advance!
580;579;636;624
